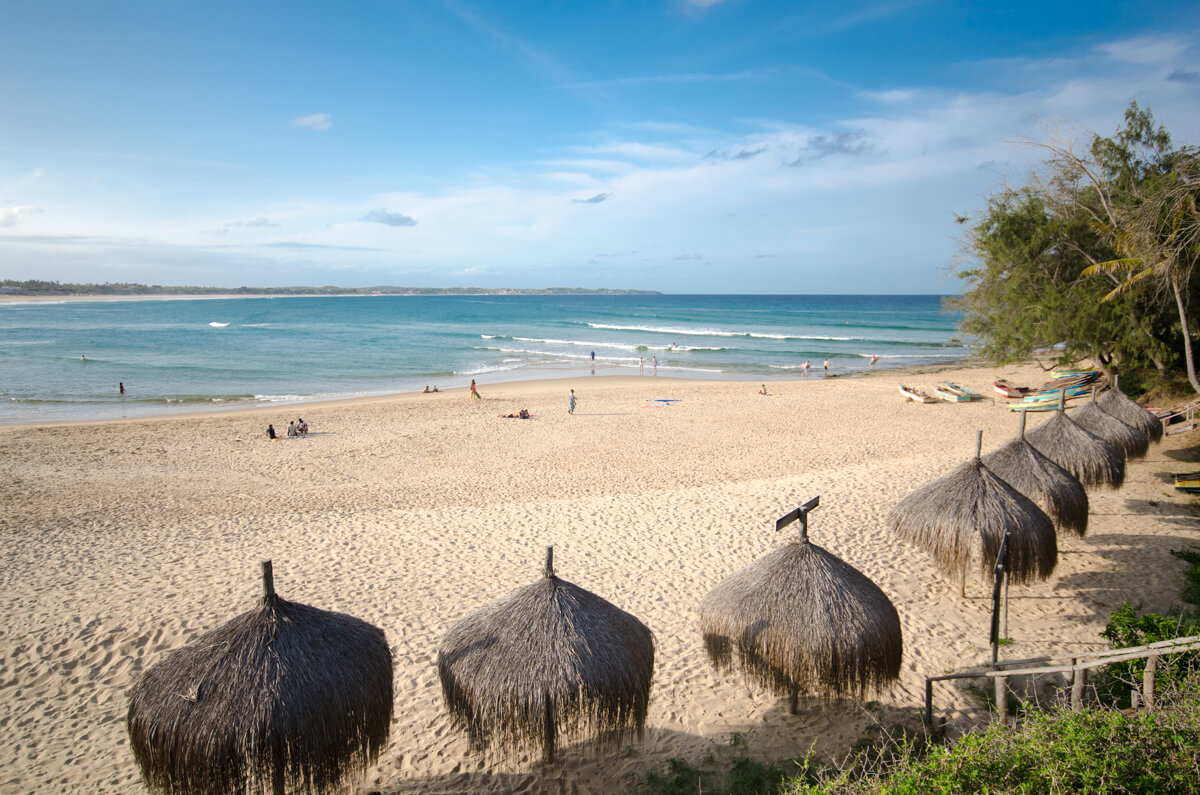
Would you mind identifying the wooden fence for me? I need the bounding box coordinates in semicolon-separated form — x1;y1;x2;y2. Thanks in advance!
925;634;1200;727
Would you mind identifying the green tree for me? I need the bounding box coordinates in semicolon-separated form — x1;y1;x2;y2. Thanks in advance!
950;186;1170;376
1039;101;1200;394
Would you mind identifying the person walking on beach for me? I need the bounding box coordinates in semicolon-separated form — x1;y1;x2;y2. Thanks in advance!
470;379;480;399
568;389;577;414
870;354;877;369
823;358;830;376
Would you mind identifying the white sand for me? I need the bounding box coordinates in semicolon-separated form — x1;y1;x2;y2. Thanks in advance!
1;362;1196;793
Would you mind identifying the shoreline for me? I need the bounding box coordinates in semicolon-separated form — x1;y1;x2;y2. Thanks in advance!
0;358;987;430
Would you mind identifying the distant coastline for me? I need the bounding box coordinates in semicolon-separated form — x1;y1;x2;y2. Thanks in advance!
0;280;659;300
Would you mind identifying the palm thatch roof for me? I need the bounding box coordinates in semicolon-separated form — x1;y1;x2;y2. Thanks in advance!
981;412;1088;537
1097;376;1164;442
1025;398;1126;489
126;561;394;795
1071;389;1149;459
437;547;654;764
698;497;902;713
887;432;1057;595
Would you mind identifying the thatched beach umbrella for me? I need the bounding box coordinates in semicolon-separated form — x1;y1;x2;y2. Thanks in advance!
981;411;1089;537
887;432;1057;596
1071;387;1149;460
126;561;394;795
1025;394;1126;489
437;547;654;764
698;497;902;713
1098;375;1164;442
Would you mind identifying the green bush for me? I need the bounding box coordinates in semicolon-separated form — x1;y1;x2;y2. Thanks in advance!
1099;602;1200;700
785;698;1200;794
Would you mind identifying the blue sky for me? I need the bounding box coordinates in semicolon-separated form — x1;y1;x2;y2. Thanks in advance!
1;0;1198;293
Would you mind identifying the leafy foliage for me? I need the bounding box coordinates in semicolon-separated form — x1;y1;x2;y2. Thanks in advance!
952;99;1200;391
785;703;1200;794
1099;602;1200;697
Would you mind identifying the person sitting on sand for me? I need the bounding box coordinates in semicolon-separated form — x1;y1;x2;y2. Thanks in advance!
422;385;431;393
758;384;767;395
519;408;530;419
287;421;298;438
298;418;308;435
431;385;439;392
266;424;277;440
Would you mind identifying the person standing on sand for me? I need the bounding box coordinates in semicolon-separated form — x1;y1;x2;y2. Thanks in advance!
568;389;577;414
470;379;480;399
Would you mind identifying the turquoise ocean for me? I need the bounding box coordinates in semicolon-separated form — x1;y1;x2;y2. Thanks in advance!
0;294;966;424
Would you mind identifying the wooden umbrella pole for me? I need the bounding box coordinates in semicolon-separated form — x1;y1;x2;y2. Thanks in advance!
543;695;556;763
261;560;276;600
544;546;554;578
1018;410;1027;439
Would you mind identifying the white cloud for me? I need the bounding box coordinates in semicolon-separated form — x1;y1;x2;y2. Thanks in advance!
1098;36;1188;65
361;209;417;227
0;205;40;227
291;113;332;131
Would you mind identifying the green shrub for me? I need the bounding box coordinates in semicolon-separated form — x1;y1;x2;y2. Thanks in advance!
785;698;1200;794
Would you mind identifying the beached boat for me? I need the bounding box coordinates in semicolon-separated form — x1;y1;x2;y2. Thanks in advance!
1006;400;1060;412
1021;384;1092;403
994;379;1029;398
934;384;974;402
943;381;983;400
1175;472;1200;494
899;384;937;403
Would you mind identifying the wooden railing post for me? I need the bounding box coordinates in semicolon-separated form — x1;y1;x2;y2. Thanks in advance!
1144;655;1158;708
925;678;934;728
1071;666;1086;710
995;675;1008;725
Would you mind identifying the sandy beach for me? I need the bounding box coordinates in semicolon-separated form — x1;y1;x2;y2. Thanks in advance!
1;361;1196;794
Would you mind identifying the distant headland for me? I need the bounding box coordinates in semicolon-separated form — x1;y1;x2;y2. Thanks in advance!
0;280;659;297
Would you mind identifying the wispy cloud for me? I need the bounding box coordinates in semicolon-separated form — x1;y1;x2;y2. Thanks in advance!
786;130;872;165
705;145;767;161
577;69;763;88
573;193;611;204
209;217;278;236
260;241;380;251
361;209;417;227
1098;36;1188;65
1168;69;1198;84
292;113;332;131
0;205;40;227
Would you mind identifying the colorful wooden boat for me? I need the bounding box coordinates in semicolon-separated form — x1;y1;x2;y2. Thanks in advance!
1021;384;1091;403
1006;401;1059;412
943;381;983;400
994;379;1029;398
1175;472;1200;493
934;384;974;402
899;384;936;403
